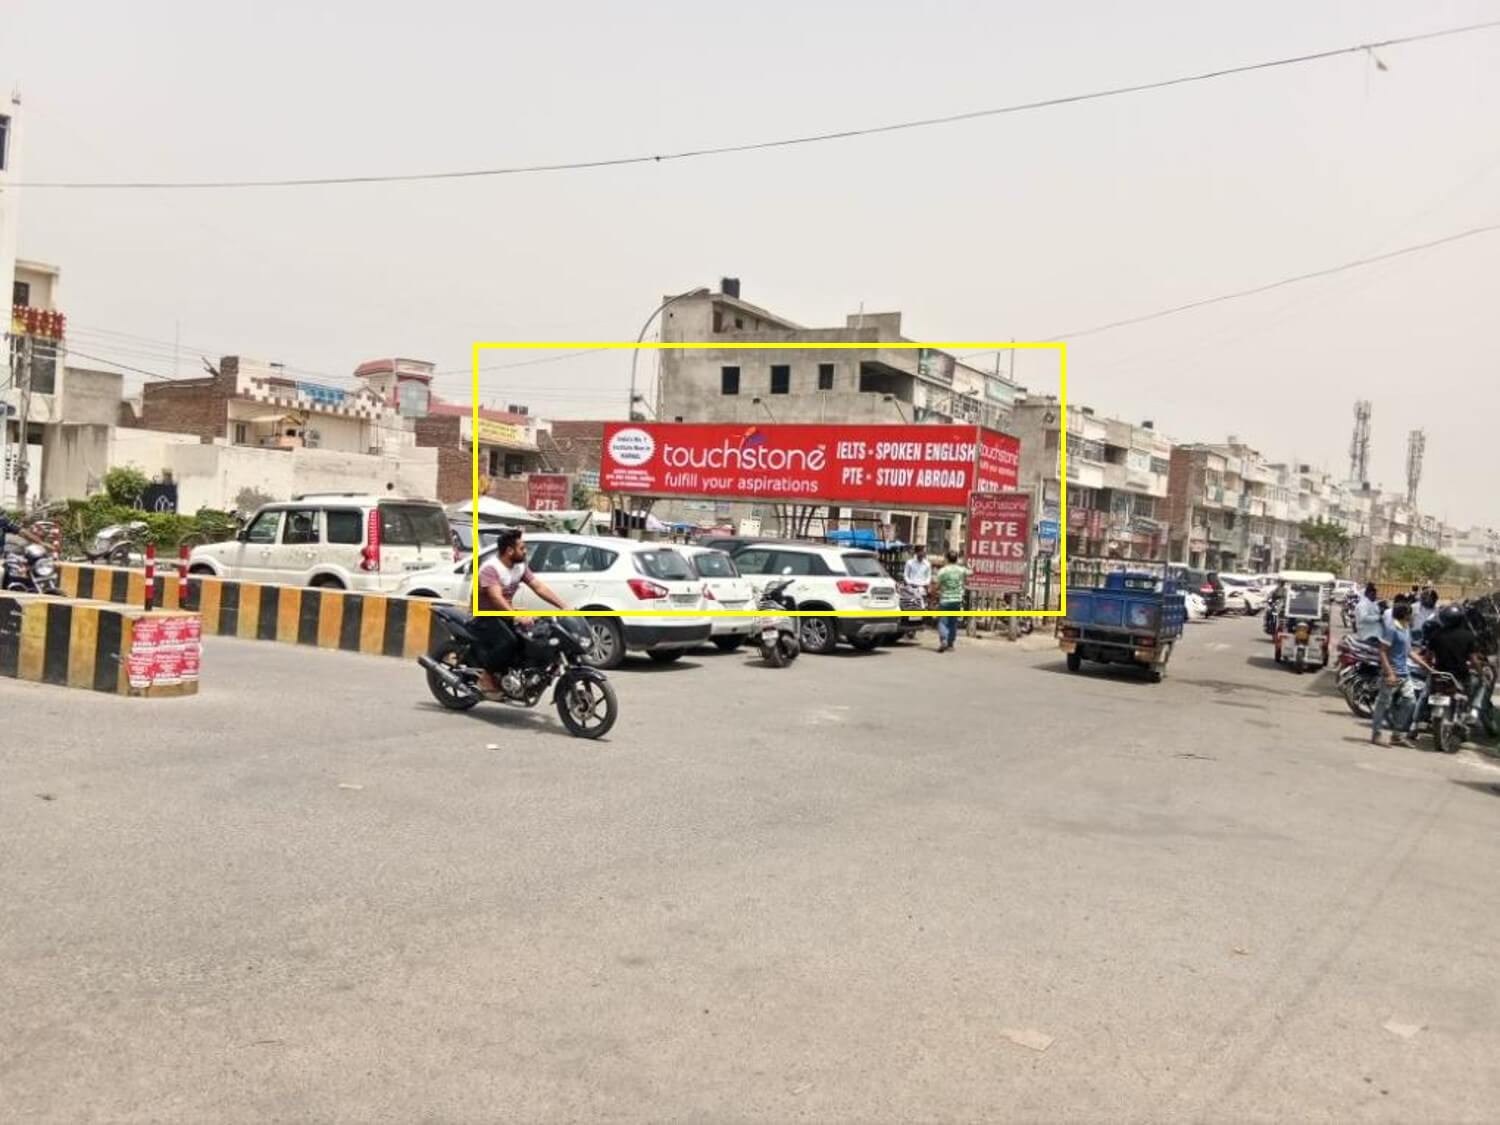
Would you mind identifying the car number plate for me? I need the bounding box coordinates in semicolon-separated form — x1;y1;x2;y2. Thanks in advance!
1428;695;1449;706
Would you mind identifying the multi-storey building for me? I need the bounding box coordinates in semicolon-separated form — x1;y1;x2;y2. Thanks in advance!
1012;397;1171;562
652;279;1023;548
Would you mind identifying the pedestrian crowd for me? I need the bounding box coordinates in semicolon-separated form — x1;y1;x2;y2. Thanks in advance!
1357;582;1485;747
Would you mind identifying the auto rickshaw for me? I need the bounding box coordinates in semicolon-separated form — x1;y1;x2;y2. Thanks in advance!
1272;569;1335;673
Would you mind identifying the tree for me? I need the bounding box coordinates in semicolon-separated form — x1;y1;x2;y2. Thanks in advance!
1380;545;1455;584
1293;518;1351;572
101;466;149;507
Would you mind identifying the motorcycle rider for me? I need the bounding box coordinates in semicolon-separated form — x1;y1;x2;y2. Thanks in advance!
902;544;932;609
1423;604;1483;721
472;528;570;694
1354;582;1384;641
0;512;53;552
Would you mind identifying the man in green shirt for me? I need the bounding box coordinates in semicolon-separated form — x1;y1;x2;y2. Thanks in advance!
933;550;970;652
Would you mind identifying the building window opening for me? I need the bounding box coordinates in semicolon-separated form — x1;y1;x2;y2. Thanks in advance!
817;363;834;390
770;365;790;395
720;366;740;395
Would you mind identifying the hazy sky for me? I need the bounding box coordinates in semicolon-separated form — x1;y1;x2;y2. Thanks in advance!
4;1;1498;526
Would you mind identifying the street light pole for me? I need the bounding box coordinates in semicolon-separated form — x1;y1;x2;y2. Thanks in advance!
626;286;709;420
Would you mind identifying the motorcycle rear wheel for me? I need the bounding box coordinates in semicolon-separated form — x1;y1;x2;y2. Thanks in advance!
762;638;787;667
426;642;481;711
1434;718;1462;754
556;676;618;739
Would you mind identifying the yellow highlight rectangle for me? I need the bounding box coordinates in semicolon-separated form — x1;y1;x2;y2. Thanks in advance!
472;340;1067;618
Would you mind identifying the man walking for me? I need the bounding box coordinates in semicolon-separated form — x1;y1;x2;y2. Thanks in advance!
1371;601;1428;748
933;549;969;653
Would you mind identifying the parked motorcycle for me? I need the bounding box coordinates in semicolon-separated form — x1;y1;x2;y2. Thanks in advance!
756;577;802;668
2;543;60;595
417;607;618;739
82;520;149;566
1337;650;1382;719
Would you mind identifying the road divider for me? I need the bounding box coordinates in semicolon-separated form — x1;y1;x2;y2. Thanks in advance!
57;562;444;660
0;593;200;698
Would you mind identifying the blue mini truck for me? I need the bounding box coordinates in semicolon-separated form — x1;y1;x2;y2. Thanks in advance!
1056;566;1187;683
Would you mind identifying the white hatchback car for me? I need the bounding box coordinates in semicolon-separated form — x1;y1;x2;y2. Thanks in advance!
189;494;452;592
455;534;710;668
1218;573;1267;615
731;543;900;653
677;545;759;651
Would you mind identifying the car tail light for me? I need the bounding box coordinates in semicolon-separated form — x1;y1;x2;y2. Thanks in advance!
702;584;716;600
1136;635;1156;647
1200;583;1213;594
836;579;870;594
360;509;382;572
628;578;669;601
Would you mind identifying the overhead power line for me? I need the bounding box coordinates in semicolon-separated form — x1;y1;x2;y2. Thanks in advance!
1048;220;1500;342
15;19;1500;191
960;218;1500;359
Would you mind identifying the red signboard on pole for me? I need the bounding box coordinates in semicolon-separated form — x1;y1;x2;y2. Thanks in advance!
599;422;1019;509
965;490;1032;592
526;473;571;511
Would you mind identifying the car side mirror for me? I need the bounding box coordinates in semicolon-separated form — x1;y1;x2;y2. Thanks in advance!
236;528;249;542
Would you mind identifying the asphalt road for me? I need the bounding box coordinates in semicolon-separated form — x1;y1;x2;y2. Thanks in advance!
3;616;1499;1122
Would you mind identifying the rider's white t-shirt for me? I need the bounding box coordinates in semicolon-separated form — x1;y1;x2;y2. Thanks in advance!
903;557;932;587
477;559;531;606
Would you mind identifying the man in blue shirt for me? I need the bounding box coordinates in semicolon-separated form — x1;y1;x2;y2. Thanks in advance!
1371;601;1429;747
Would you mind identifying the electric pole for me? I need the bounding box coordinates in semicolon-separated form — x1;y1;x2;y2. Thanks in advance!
15;333;32;509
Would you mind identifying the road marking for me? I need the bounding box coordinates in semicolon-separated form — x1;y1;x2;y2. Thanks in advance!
999;1028;1054;1052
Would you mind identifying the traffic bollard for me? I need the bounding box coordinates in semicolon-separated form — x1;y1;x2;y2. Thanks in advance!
144;544;156;611
177;544;189;607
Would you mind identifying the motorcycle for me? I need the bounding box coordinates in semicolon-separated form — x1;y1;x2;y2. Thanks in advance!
1336;642;1382;719
756;577;802;668
417;607;618;739
1419;670;1475;754
3;543;60;595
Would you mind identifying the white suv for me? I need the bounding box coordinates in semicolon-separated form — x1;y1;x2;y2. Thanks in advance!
189;494;452;591
732;543;900;653
458;533;710;668
677;545;759;651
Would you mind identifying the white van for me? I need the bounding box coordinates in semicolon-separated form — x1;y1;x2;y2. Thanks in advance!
188;494;452;592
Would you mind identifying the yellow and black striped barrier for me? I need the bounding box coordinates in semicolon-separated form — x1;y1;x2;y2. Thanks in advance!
58;563;445;660
0;593;199;698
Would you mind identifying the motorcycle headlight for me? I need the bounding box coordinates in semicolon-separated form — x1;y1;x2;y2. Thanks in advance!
33;560;56;578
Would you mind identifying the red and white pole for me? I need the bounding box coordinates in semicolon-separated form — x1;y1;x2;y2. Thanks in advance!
144;544;156;611
177;544;189;608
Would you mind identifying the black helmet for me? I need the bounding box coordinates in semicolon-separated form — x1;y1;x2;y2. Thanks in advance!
1438;604;1464;629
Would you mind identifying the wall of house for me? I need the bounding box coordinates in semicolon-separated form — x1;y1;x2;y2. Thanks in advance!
40;423;438;510
139;374;231;440
59;366;125;426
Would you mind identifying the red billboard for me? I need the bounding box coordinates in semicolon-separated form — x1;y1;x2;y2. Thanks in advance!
965;490;1032;592
526;473;571;511
600;422;1019;509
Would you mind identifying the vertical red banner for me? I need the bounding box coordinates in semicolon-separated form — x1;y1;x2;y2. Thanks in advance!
965;490;1032;592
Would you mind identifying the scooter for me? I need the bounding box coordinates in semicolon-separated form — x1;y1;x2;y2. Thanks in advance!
82;521;149;566
756;577;801;668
